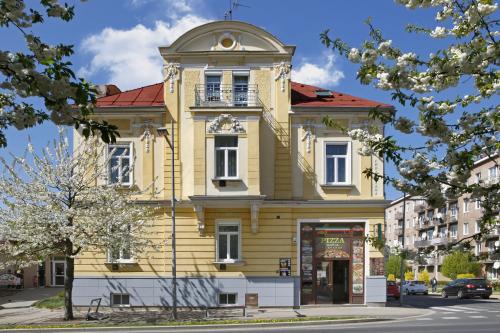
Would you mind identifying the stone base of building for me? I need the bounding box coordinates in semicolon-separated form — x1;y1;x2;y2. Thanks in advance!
72;276;386;307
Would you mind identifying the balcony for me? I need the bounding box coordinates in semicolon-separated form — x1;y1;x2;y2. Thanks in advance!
431;237;451;246
194;84;261;108
414;204;426;213
485;225;500;239
414;239;432;247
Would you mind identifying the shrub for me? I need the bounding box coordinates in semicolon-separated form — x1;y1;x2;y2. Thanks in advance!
387;274;396;281
418;270;430;285
404;271;415;281
457;273;476;279
441;251;481;280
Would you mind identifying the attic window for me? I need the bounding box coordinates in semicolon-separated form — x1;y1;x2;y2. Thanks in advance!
315;90;332;97
219;33;236;50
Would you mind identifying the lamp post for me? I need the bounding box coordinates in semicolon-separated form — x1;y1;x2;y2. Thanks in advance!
399;193;406;306
157;122;177;320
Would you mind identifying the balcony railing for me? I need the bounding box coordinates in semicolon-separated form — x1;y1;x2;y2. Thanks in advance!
194;84;261;107
414;239;432;247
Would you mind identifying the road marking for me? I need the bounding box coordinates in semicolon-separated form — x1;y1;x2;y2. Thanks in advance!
431;307;464;312
469;315;487;318
442;316;460;319
416;318;432;321
451;305;484;311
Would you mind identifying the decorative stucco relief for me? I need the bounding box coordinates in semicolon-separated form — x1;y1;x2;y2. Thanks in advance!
274;61;291;92
163;62;180;93
301;121;316;154
132;121;162;153
207;114;245;134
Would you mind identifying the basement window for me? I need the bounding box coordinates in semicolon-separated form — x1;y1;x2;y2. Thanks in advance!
219;293;237;305
111;293;130;307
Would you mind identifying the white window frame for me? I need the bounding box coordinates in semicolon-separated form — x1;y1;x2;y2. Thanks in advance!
324;141;351;185
488;166;498;181
450;225;458;238
475;199;481;210
463;199;470;213
463;223;469;236
475;172;481;184
110;293;130;307
107;225;135;264
214;136;239;180
475;221;481;234
215;220;242;262
218;292;238;306
450;203;458;217
107;142;133;186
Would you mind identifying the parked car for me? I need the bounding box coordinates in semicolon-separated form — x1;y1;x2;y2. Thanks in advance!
441;278;493;299
402;280;428;295
387;281;400;299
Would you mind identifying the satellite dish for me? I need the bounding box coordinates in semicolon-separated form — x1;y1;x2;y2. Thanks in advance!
494;261;500;270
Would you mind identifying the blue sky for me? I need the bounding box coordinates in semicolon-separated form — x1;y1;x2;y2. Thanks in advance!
0;0;449;200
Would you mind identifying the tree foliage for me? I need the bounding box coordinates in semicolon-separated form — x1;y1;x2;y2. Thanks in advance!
0;0;119;147
322;0;499;246
386;254;408;277
441;251;481;279
0;130;158;320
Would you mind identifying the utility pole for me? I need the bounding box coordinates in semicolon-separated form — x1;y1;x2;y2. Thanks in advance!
399;192;406;306
157;122;177;320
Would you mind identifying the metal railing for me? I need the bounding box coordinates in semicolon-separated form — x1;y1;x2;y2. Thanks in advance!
194;84;261;107
414;239;431;247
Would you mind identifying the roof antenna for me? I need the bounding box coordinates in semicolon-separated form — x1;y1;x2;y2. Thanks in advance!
224;0;250;20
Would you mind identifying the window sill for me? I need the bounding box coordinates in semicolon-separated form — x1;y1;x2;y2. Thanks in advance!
105;260;137;265
320;183;356;189
212;178;242;182
213;260;246;266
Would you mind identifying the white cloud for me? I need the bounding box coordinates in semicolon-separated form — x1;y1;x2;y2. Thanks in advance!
78;15;209;90
292;53;344;88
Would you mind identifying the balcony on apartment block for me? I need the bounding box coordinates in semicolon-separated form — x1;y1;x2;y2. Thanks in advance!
414;239;432;248
194;84;262;108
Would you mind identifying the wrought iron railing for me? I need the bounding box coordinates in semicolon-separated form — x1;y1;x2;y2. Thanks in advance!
194;84;261;107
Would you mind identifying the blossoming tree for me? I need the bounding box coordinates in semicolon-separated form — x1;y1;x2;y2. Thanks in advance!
0;0;118;147
0;130;157;320
321;0;499;246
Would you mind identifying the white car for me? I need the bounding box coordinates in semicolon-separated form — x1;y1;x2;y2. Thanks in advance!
402;281;428;295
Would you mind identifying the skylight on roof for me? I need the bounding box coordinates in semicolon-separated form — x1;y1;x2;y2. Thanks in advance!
315;90;332;97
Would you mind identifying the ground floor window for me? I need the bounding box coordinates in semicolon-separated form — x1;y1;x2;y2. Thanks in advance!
300;223;365;305
486;266;498;280
111;293;130;307
216;222;240;262
218;293;237;305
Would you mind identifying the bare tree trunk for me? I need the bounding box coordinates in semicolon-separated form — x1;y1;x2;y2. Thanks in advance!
64;252;75;320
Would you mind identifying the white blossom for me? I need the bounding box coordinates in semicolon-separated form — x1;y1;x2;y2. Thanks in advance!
430;26;447;38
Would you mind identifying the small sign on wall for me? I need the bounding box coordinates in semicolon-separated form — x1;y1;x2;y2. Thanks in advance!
279;258;291;276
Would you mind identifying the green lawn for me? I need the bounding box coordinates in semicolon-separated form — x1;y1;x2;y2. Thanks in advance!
33;291;65;309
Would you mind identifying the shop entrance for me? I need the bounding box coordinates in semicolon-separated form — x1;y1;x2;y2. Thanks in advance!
315;260;349;304
300;223;365;305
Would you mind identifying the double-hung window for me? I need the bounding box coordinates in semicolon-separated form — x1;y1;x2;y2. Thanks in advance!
215;136;238;179
216;222;240;262
488;166;498;182
325;143;350;184
108;143;132;185
233;75;249;106
108;225;133;263
206;75;221;102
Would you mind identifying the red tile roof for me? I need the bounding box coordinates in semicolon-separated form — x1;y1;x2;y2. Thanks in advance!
95;83;164;108
291;81;393;109
95;81;392;109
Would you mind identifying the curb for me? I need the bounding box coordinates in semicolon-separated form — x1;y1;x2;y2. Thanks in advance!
0;318;388;332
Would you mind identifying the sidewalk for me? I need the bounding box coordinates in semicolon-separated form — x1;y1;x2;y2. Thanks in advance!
0;304;431;327
0;288;63;309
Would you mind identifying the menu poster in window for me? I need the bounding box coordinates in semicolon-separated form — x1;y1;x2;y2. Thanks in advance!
352;239;364;294
301;239;313;281
315;236;350;259
279;258;291;277
370;257;385;276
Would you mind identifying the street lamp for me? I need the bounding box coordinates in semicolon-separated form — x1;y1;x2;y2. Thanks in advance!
157;122;177;320
399;193;407;306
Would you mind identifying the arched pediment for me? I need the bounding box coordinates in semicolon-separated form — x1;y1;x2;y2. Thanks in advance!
161;21;294;55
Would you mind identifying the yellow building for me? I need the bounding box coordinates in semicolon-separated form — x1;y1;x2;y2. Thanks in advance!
73;21;393;307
